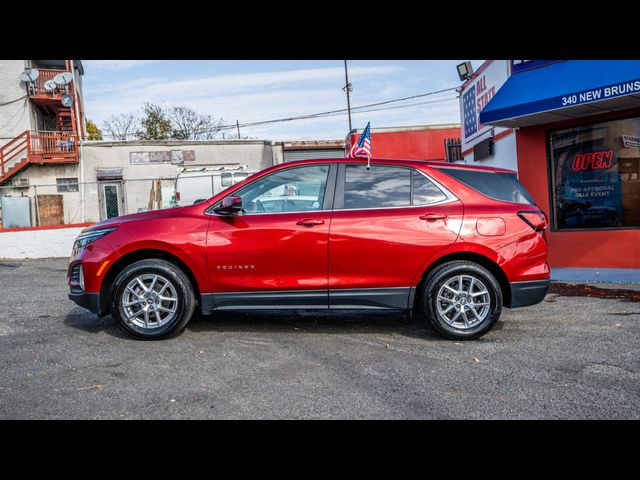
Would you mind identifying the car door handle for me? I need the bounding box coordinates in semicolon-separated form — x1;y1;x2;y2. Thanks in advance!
296;218;325;227
420;213;448;221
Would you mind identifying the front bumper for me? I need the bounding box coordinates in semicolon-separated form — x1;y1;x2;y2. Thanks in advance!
68;291;104;316
508;279;550;308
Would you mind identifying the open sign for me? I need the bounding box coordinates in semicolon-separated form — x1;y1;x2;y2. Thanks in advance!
571;150;614;171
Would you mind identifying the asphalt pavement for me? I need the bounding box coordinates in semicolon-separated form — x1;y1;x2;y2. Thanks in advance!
0;258;638;419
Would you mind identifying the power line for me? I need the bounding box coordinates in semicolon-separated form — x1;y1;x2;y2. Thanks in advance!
298;96;458;118
102;95;459;139
204;94;458;133
0;95;27;107
100;86;459;139
218;87;459;130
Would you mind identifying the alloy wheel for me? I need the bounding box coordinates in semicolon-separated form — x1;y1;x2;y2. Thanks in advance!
121;274;179;330
435;274;491;330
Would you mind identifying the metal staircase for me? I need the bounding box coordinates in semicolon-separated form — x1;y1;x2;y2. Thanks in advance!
0;63;83;185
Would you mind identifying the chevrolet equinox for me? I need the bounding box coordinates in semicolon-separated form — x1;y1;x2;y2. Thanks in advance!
68;158;550;340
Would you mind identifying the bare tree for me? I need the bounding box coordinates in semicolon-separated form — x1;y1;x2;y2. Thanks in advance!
102;113;139;141
168;105;225;140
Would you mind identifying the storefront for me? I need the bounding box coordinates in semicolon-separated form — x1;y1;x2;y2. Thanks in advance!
480;60;640;269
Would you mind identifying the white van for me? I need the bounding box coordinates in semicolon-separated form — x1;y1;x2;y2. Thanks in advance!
174;167;253;207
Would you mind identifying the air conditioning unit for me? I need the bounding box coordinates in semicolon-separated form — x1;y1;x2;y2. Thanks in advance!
11;178;29;188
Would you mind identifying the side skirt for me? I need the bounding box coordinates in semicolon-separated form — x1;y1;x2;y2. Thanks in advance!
200;287;413;314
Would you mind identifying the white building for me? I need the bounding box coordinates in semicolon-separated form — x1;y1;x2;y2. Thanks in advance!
458;60;517;170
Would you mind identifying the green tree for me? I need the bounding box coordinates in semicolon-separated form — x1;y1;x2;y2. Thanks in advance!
136;102;172;140
85;119;103;140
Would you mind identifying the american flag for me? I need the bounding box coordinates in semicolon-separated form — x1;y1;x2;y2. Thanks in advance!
462;85;478;138
347;122;372;159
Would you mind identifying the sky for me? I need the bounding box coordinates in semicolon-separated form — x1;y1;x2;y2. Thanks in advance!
82;60;484;141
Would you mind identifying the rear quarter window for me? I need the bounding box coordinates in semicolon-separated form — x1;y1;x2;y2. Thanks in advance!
438;168;535;205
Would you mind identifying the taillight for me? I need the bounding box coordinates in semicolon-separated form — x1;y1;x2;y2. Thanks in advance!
518;210;547;232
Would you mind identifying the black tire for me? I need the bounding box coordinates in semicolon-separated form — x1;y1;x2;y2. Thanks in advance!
110;259;196;340
422;260;502;340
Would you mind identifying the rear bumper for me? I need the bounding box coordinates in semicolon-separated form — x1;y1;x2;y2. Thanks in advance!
68;291;103;316
508;279;550;308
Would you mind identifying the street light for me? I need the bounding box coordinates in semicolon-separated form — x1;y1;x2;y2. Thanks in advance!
457;61;474;81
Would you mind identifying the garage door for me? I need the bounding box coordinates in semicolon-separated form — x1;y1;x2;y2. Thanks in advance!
284;149;345;162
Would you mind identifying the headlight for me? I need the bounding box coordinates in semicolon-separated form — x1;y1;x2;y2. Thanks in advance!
74;227;117;249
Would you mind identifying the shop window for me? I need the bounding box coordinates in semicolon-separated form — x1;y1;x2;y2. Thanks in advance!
549;117;640;230
56;178;79;193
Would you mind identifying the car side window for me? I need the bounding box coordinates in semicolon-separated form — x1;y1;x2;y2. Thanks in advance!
232;165;330;214
412;169;447;205
343;165;411;209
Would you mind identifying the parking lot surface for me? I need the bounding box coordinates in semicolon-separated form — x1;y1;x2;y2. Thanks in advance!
1;258;639;419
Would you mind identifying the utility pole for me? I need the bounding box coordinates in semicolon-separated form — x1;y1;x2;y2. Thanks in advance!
236;120;241;139
342;60;353;133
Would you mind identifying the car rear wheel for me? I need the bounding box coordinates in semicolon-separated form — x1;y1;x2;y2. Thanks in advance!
110;259;196;340
422;260;502;340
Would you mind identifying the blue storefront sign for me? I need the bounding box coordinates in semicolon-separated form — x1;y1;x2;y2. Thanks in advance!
480;60;640;125
546;80;640;110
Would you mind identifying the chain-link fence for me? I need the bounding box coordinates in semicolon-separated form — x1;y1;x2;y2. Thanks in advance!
0;171;253;230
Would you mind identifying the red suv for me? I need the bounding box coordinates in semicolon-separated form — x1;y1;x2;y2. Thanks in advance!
68;159;550;340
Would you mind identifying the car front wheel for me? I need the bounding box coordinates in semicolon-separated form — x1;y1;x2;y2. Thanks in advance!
422;260;502;340
110;259;196;339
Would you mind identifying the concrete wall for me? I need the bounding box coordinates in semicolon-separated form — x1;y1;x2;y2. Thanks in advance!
2;163;79;187
0;163;91;226
0;60;32;144
5;139;284;187
0;225;84;259
79;139;283;182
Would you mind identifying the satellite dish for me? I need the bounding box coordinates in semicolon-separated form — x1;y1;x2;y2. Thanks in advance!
61;95;74;107
19;69;40;83
44;80;56;92
53;72;73;86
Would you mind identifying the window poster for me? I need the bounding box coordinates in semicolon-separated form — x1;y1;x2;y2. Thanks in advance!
554;146;622;229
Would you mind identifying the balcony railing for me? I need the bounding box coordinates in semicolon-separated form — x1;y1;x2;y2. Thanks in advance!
28;69;70;96
29;131;78;156
1;130;78;182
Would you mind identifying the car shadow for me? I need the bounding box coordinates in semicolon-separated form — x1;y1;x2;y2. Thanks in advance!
64;308;443;341
188;309;442;340
63;310;131;339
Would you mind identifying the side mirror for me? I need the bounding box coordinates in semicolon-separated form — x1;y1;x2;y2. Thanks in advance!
214;195;243;215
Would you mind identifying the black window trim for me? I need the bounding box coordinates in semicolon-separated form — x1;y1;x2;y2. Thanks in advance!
205;163;337;216
333;163;457;212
